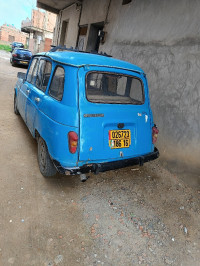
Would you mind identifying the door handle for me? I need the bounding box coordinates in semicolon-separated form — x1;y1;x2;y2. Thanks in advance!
35;97;40;103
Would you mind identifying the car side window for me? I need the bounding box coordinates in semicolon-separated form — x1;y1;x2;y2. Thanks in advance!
31;59;39;85
27;58;38;83
35;60;52;92
48;66;65;101
129;78;144;103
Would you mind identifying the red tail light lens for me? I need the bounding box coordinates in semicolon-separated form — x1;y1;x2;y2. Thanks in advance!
13;54;17;57
68;131;78;153
152;125;159;144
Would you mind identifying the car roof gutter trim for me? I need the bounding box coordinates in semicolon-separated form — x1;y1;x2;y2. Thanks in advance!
31;54;143;75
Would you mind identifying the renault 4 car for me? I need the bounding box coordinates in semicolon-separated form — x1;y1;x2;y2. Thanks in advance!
14;46;159;179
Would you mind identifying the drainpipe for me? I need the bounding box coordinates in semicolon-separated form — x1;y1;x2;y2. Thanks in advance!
75;2;83;48
105;0;112;26
57;9;63;45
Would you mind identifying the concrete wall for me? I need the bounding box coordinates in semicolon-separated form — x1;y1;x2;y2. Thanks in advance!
100;0;200;168
80;0;109;25
54;0;109;49
29;38;38;53
51;0;200;169
55;4;80;47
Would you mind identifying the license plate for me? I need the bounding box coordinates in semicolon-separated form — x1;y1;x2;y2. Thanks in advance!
20;61;28;64
109;130;131;149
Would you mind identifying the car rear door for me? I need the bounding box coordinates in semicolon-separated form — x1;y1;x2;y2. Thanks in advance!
78;66;153;162
26;57;52;135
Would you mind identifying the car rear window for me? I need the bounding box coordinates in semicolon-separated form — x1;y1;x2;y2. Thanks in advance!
14;43;23;47
16;49;32;56
86;72;144;104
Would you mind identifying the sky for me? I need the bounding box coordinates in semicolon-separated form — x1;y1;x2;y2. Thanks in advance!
0;0;36;29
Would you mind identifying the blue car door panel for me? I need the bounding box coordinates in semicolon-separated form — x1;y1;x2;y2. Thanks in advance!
17;82;30;122
26;58;52;135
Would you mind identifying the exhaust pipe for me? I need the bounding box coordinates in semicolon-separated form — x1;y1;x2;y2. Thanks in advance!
80;174;89;182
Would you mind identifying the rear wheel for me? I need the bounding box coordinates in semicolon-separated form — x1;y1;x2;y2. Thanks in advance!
14;92;19;115
37;137;57;177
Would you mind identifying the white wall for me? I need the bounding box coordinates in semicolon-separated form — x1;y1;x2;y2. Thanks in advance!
55;4;80;48
80;0;109;26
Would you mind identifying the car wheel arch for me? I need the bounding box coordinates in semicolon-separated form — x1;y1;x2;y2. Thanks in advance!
35;129;40;141
34;129;52;158
37;136;57;177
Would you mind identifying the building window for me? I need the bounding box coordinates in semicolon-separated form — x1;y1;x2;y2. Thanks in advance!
122;0;132;5
8;35;15;42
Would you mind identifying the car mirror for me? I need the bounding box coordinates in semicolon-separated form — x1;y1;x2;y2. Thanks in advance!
17;72;26;81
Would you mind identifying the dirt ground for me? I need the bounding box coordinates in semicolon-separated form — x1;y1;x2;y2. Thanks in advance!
0;50;199;266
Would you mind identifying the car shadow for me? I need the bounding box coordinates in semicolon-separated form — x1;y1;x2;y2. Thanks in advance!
12;64;29;69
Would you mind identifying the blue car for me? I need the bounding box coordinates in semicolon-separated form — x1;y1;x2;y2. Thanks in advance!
14;47;159;179
11;42;24;52
10;48;32;67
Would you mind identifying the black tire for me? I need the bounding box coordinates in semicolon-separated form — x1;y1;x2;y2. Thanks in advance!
37;137;57;177
11;59;15;67
14;92;19;115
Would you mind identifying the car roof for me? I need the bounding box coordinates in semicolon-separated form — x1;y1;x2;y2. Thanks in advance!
35;51;144;74
14;48;31;52
13;42;23;45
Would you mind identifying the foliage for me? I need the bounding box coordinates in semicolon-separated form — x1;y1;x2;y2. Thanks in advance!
0;44;11;52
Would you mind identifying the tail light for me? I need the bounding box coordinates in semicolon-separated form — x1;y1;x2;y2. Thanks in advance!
152;125;159;144
13;54;17;57
68;131;78;153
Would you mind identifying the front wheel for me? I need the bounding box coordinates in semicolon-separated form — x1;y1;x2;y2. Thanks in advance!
37;137;57;177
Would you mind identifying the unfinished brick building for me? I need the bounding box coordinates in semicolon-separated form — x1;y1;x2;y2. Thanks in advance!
21;9;57;54
0;24;28;45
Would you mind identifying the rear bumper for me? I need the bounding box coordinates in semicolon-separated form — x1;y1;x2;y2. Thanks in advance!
54;147;159;175
13;58;30;65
